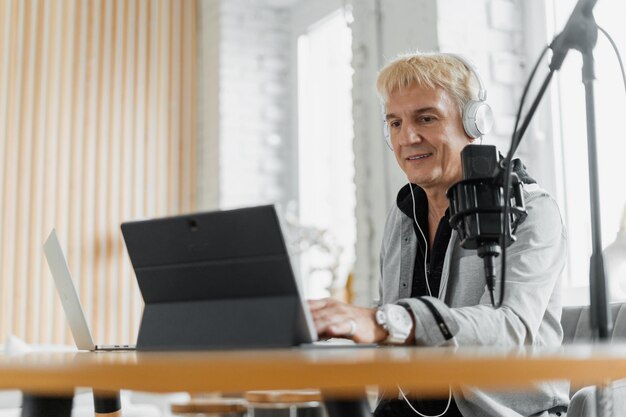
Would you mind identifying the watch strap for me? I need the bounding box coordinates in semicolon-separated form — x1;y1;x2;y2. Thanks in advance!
416;297;453;340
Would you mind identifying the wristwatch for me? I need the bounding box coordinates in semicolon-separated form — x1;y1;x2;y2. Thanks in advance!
375;304;413;344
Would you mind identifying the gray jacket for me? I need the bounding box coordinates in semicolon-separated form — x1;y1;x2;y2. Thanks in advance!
379;183;570;416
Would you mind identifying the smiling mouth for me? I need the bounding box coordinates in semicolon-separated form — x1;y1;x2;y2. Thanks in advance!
406;153;432;161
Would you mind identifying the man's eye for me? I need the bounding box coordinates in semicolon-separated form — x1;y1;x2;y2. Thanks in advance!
419;116;436;123
390;120;401;128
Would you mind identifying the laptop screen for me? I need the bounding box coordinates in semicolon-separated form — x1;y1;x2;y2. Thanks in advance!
43;230;96;351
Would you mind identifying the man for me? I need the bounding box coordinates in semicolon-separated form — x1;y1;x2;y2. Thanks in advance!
309;52;569;416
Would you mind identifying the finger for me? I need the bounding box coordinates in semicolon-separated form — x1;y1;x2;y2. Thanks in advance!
313;313;348;336
308;297;340;312
307;299;329;311
310;305;349;326
328;319;356;338
312;313;337;335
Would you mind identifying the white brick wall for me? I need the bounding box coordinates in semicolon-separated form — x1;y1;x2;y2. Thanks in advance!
221;1;293;208
197;0;220;211
198;0;295;210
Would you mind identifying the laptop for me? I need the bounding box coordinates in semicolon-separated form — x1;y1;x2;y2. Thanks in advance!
120;205;320;351
43;229;136;351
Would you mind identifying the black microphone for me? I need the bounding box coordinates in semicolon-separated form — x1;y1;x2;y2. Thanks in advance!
446;145;527;304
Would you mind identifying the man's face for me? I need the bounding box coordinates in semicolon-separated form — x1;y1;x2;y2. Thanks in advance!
385;83;471;191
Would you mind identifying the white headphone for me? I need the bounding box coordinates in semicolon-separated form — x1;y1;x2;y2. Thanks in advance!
383;53;493;147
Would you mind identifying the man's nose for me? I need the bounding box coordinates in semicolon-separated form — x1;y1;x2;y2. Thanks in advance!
398;123;422;146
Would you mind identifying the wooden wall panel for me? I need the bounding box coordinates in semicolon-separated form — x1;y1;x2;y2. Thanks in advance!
0;0;198;345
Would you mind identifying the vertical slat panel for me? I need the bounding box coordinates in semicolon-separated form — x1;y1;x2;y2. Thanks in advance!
133;0;155;341
34;0;52;343
144;0;156;222
80;0;101;343
67;0;86;344
183;1;199;211
45;0;76;345
130;0;145;340
0;0;10;340
14;0;35;338
103;0;122;343
115;2;139;342
0;1;19;334
148;0;158;226
159;0;170;216
55;0;76;345
79;0;97;344
0;0;198;345
180;1;191;213
93;0;112;342
26;0;47;342
169;0;181;214
46;0;63;344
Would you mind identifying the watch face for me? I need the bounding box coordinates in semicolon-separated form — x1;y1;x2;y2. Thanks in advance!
380;305;412;344
375;309;386;326
389;308;412;328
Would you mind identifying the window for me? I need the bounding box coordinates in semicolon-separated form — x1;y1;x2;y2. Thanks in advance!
295;7;355;299
548;0;626;304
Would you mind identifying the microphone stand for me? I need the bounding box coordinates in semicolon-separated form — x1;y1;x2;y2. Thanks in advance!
552;4;614;415
510;0;613;414
547;0;613;343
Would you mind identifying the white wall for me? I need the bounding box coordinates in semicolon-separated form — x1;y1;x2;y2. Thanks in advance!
197;0;221;210
198;0;296;210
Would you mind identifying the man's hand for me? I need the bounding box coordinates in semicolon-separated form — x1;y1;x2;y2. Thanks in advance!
308;298;388;344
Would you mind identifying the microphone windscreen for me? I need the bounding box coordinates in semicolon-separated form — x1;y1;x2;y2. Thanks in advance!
461;144;499;180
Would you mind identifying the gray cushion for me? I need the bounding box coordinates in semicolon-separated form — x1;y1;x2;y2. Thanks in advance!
561;303;626;342
562;302;626;416
567;381;626;417
611;303;626;342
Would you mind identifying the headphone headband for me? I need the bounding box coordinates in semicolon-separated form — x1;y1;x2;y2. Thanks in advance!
444;53;487;101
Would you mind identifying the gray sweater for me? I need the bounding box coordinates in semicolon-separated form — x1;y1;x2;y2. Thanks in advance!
379;183;570;416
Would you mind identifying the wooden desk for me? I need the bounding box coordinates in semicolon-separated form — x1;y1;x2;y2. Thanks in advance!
3;343;626;416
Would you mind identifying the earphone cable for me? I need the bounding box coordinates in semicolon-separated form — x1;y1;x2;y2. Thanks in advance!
405;182;454;417
409;182;432;298
597;25;626;96
398;385;452;417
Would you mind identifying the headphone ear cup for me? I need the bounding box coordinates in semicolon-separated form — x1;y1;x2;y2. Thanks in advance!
383;121;392;150
462;100;494;139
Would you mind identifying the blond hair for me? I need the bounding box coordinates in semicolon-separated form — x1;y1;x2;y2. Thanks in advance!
376;52;479;114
